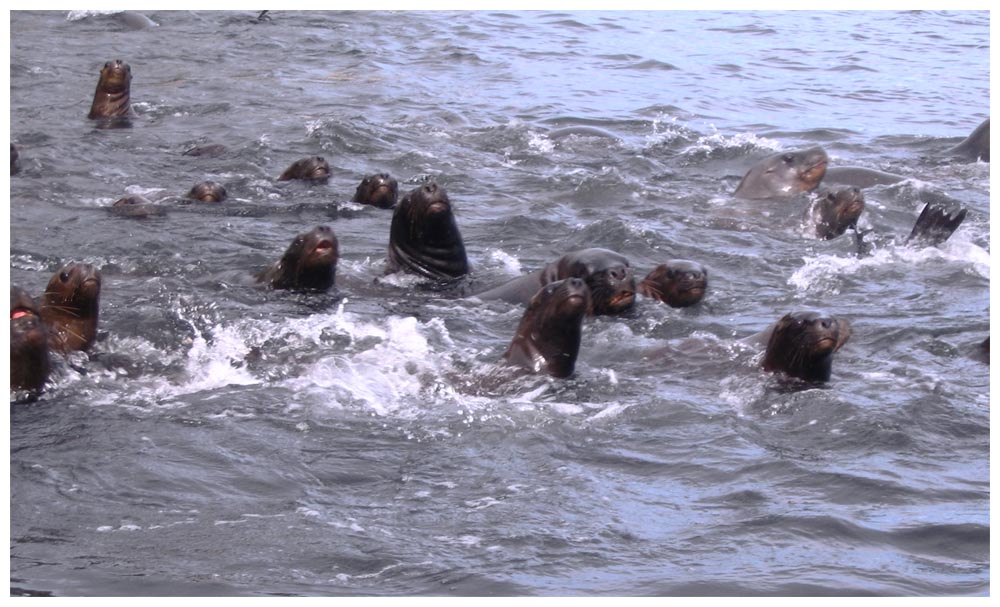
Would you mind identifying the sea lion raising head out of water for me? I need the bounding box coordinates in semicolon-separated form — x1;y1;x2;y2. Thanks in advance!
186;181;227;203
503;277;592;378
257;226;339;291
386;182;470;283
278;156;331;183
807;187;865;240
761;310;851;382
352;173;399;209
40;262;102;353
733;146;828;200
11;286;51;394
88;59;133;127
475;248;636;316
637;260;708;308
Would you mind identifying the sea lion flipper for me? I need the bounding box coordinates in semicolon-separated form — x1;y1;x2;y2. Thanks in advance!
905;202;967;247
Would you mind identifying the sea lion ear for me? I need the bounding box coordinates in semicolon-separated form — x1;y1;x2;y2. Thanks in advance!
540;260;561;285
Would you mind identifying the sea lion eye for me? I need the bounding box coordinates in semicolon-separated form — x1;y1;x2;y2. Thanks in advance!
782;154;795;164
59;271;70;282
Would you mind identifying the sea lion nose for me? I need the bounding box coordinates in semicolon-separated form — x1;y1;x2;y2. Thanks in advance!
820;319;833;329
423;182;437;194
568;277;585;289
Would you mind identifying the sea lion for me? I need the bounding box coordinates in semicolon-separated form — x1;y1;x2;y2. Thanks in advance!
475;248;635;316
503;278;591;378
256;226;339;291
904;201;967;247
386;182;470;283
733;146;828;199
110;195;165;218
352;172;398;209
40;262;102;353
821;166;905;188
186;181;227;203
11;286;51;394
948;117;989;163
806;187;865;240
278;156;331;183
88;59;133;126
759;310;851;382
11;143;19;175
182;144;227;158
637;260;707;308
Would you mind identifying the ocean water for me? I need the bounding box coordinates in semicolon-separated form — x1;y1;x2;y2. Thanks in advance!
8;10;990;596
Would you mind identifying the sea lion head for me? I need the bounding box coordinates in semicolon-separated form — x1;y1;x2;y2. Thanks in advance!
97;59;131;94
10;285;50;393
88;59;133;123
548;248;635;315
266;225;339;291
638;260;708;308
388;182;469;282
762;310;851;382
504;277;591;378
734;146;829;199
353;172;399;209
278;156;331;183
41;262;102;352
187;181;228;203
44;262;102;314
812;187;864;240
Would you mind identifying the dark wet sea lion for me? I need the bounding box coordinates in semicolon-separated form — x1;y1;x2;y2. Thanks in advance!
256;226;339;291
352;173;399;209
11;142;19;174
186;181;227;203
948;117;989;163
40;262;102;353
807;187;865;240
11;286;51;393
733;146;828;199
637;260;707;308
387;182;470;282
88;59;133;126
278;156;331;183
503;278;591;378
475;248;635;316
905;202;967;247
759;310;851;382
110;195;165;218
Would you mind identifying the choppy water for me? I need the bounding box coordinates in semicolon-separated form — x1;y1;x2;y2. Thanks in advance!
8;9;990;597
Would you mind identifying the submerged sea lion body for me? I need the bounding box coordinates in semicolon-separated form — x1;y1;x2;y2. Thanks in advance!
11;286;51;393
40;262;102;353
88;59;133;127
476;248;635;316
733;147;828;199
257;226;339;291
278;156;331;183
503;278;591;378
110;195;166;218
386;182;469;283
821;166;906;188
352;173;398;209
948;118;989;163
637;260;708;308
